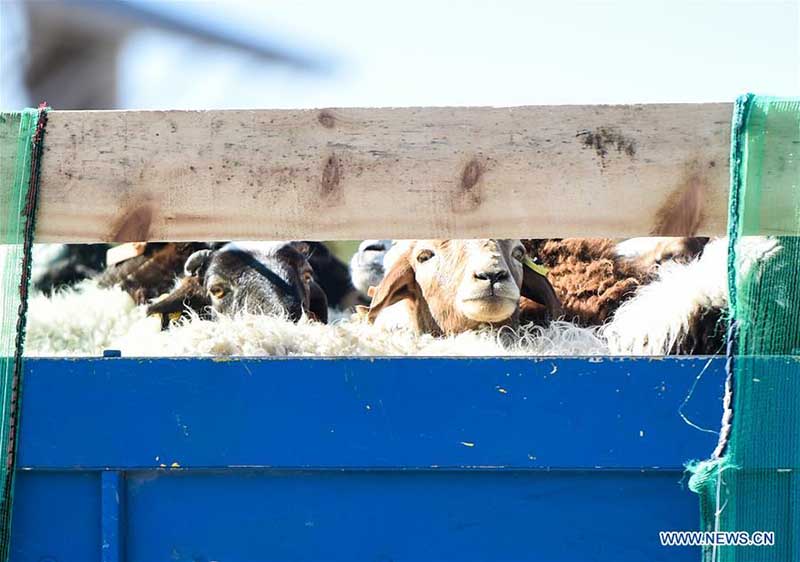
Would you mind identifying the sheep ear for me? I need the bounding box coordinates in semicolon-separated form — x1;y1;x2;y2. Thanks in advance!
521;266;563;322
289;241;312;257
367;253;418;323
184;249;213;277
307;279;329;324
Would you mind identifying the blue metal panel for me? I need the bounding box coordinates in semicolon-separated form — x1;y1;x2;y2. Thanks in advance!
121;470;697;562
11;357;726;562
17;357;723;470
101;471;125;562
11;471;101;562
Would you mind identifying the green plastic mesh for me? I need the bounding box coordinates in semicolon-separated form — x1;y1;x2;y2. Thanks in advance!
690;95;800;561
0;109;44;559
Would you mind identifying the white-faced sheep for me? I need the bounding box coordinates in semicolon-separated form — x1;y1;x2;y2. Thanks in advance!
366;239;563;336
349;239;394;299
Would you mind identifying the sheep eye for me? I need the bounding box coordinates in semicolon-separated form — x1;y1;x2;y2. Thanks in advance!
416;249;434;263
209;285;226;299
512;247;525;261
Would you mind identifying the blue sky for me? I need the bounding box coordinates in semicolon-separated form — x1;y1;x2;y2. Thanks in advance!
118;0;799;109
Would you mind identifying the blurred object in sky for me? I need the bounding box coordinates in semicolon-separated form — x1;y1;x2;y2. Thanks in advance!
5;0;332;110
120;0;799;109
3;1;798;111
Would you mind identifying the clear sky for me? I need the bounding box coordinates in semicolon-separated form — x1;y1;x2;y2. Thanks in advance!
118;0;800;109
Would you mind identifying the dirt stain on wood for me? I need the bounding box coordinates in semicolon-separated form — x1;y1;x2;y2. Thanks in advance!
318;110;336;129
652;163;707;236
111;203;153;242
577;127;636;169
320;153;343;204
452;158;484;213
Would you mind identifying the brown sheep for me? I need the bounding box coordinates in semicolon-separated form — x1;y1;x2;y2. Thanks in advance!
521;237;710;327
97;242;209;305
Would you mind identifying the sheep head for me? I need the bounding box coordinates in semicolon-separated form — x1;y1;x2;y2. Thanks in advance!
366;239;562;335
147;241;328;326
350;239;394;297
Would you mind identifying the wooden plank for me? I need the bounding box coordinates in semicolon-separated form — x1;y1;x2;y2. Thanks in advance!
33;104;733;242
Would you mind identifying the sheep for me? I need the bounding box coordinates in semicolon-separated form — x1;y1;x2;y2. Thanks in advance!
609;239;727;355
97;242;210;304
349;239;394;299
603;237;782;356
365;237;665;331
520;238;707;327
304;241;366;310
97;241;359;311
24;236;778;358
366;239;563;335
147;241;329;327
32;243;108;294
521;237;719;353
615;236;710;270
363;236;720;353
357;237;709;328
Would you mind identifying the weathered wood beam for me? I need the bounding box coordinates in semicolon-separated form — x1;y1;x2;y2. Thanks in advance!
32;104;733;242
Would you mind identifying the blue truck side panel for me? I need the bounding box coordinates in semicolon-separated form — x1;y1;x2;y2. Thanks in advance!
11;357;725;561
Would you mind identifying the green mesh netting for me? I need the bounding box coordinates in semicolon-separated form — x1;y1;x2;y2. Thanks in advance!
0;108;45;560
690;95;800;561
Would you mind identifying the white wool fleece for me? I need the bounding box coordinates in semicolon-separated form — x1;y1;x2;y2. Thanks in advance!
23;237;778;358
24;280;157;356
603;237;780;355
24;281;609;357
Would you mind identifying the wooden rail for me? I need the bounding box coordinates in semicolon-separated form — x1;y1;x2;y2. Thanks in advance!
29;104;733;242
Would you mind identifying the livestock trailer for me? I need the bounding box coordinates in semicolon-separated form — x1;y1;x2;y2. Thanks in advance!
3;98;798;561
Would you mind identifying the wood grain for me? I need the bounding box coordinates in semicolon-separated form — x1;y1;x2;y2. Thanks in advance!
30;104;733;242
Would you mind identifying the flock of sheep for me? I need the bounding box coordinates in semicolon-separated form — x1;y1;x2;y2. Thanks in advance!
26;234;777;357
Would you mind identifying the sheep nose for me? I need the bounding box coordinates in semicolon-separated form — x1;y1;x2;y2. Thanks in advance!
473;269;509;284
